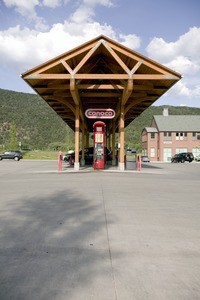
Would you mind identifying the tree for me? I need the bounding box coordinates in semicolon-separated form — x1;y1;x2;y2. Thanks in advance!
8;122;18;150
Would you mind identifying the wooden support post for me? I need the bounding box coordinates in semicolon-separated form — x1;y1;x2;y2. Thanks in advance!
74;105;80;171
81;126;85;166
119;105;125;171
112;121;116;166
107;133;111;149
86;132;89;147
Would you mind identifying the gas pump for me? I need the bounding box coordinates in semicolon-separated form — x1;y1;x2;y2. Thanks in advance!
93;121;106;169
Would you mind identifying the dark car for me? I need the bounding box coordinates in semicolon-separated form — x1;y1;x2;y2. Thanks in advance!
0;150;23;161
64;147;112;165
171;152;194;163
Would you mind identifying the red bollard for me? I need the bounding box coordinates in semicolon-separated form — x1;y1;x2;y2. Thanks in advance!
57;150;63;172
137;155;142;171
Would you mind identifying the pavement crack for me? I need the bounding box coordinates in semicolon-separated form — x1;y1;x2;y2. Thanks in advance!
101;184;118;300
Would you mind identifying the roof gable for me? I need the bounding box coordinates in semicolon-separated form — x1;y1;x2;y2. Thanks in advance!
21;35;182;132
22;35;181;78
143;127;158;133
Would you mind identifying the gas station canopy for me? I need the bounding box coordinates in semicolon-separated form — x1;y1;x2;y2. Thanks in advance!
21;35;182;133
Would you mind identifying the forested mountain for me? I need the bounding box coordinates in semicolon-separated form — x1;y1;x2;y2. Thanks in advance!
1;88;200;151
0;88;74;150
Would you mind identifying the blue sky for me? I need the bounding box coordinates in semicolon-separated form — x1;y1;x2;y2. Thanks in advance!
0;0;200;107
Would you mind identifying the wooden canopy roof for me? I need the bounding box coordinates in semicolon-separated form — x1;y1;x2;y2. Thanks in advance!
21;35;182;132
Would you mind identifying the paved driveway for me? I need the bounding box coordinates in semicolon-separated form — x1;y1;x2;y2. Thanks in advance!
0;160;200;299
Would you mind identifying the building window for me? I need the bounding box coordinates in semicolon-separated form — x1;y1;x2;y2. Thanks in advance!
183;132;188;140
150;132;155;139
192;132;200;140
176;132;187;140
164;132;172;140
193;148;200;156
176;148;187;154
163;148;172;162
150;148;155;157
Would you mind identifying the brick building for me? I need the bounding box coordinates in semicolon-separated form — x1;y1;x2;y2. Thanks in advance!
142;108;200;161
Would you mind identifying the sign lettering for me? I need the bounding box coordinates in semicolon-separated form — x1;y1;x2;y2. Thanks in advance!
85;109;115;119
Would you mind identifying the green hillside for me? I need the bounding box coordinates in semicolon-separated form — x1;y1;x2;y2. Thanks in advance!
0;88;74;151
1;88;200;151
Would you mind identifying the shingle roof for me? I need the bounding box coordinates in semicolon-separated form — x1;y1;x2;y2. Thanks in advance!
144;127;158;133
153;115;200;132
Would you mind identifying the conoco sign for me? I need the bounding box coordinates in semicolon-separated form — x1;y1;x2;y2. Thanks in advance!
85;108;115;119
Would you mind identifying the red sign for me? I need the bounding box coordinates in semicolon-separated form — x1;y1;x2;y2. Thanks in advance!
85;108;115;119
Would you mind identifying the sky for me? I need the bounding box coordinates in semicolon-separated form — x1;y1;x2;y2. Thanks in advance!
0;0;200;107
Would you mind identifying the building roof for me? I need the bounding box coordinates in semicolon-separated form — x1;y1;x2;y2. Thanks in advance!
21;35;181;132
153;115;200;132
143;127;158;133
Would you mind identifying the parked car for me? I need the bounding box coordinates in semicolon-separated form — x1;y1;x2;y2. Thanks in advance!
63;147;112;165
141;155;150;162
126;148;132;154
195;155;200;162
62;150;74;162
0;150;23;161
171;152;194;163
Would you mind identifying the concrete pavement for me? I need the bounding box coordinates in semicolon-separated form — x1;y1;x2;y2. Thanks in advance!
0;160;200;299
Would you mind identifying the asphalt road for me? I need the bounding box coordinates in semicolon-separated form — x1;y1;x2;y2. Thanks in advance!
0;160;200;299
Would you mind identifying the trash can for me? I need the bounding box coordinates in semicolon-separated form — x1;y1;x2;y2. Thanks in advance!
125;152;136;170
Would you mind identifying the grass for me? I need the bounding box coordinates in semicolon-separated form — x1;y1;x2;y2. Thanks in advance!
22;150;60;160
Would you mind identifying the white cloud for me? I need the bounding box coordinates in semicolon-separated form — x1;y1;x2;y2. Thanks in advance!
42;0;62;8
3;0;49;31
175;81;191;97
0;0;140;74
3;0;40;19
70;5;94;23
2;0;69;13
82;0;113;7
119;34;140;50
167;56;200;74
2;0;114;30
146;27;200;101
70;0;113;23
176;27;200;60
164;77;200;102
146;27;200;72
0;0;139;72
2;0;70;30
180;104;188;107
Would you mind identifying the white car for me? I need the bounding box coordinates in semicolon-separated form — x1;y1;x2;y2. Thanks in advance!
141;156;150;162
195;155;200;162
62;150;74;161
